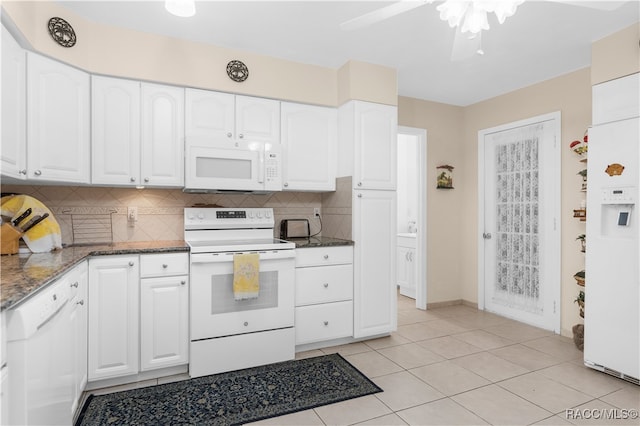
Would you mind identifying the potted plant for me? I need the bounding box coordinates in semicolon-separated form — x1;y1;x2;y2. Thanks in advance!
576;234;586;252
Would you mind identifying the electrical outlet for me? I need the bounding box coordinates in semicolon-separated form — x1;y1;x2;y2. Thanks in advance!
314;208;321;218
127;206;138;227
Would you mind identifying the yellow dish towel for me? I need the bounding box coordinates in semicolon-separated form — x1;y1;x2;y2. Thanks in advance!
233;252;260;300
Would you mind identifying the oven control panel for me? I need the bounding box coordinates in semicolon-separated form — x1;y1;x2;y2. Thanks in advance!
185;208;274;229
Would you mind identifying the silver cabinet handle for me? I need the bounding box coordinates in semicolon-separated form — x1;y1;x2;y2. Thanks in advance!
244;321;249;326
130;177;136;182
238;134;244;139
77;300;84;306
19;169;27;175
34;170;42;176
357;182;362;187
483;232;492;240
323;321;329;326
357;193;362;198
70;282;79;288
283;182;289;187
180;280;186;285
323;254;329;260
144;177;150;183
129;261;135;266
226;132;232;138
162;264;168;269
323;283;329;288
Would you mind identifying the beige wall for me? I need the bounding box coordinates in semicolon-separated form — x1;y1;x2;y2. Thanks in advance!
461;68;592;337
591;23;640;85
397;97;465;304
2;1;397;107
398;68;592;336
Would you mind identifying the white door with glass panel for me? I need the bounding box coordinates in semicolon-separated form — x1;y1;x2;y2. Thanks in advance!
479;113;561;332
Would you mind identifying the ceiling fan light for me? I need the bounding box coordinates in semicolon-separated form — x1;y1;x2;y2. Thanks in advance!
165;0;196;17
493;0;523;24
437;1;470;28
461;6;490;34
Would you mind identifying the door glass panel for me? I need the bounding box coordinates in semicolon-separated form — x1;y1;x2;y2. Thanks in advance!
210;270;278;314
493;124;542;314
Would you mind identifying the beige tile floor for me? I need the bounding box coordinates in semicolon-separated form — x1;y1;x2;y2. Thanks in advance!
88;294;640;426
253;295;640;426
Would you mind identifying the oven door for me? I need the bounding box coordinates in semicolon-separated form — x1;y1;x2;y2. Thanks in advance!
190;250;295;340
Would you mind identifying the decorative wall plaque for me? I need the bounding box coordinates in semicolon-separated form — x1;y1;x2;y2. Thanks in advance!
226;60;249;82
48;17;77;48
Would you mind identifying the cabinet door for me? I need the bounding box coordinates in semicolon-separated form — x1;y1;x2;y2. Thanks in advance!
235;95;280;143
396;245;410;288
91;76;141;185
353;102;397;190
185;88;234;142
353;190;397;338
141;83;185;186
88;256;139;380
67;262;88;416
140;275;189;371
1;26;27;179
281;102;336;191
27;52;90;183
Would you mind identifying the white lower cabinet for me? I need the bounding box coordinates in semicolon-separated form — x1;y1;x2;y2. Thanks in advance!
295;246;353;346
88;252;189;382
88;255;140;381
140;254;189;371
67;262;88;416
353;190;397;338
397;234;416;299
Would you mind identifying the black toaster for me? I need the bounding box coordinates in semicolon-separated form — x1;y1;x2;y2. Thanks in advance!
280;219;310;239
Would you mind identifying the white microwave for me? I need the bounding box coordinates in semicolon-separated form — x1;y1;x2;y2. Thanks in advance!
185;139;282;193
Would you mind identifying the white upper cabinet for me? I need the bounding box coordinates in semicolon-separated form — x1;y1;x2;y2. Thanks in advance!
92;76;141;185
27;52;90;183
141;83;185;187
338;101;397;190
281;102;337;191
235;95;280;143
92;77;184;187
185;89;280;145
1;26;27;180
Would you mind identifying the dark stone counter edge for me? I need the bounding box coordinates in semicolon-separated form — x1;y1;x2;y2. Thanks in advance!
288;237;354;249
1;244;189;312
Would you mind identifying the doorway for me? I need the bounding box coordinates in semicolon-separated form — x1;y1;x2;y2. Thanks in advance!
397;126;427;310
478;112;561;332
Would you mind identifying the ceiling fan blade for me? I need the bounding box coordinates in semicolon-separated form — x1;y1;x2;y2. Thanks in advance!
545;0;628;11
450;28;482;62
340;1;432;31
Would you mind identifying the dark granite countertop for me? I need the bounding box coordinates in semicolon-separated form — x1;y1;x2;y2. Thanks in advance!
1;240;188;311
287;236;354;249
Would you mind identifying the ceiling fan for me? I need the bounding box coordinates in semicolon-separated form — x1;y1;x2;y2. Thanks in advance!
340;0;628;61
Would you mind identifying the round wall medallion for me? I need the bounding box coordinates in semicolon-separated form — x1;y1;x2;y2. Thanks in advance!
226;60;249;82
48;17;77;48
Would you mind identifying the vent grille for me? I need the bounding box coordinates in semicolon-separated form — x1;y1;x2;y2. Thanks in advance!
603;367;640;386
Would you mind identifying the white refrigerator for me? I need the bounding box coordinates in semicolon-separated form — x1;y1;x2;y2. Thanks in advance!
584;73;639;384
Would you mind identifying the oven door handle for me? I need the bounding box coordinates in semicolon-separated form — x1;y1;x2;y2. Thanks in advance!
190;250;295;263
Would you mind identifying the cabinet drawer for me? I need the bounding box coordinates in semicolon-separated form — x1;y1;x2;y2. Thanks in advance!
295;246;353;267
296;264;353;306
295;301;353;345
140;253;189;278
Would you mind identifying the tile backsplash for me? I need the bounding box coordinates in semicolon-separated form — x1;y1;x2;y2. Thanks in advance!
1;180;354;244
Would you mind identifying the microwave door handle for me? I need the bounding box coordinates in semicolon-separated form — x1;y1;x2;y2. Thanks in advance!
257;143;265;184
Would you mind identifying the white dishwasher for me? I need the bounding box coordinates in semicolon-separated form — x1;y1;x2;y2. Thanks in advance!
6;276;73;426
